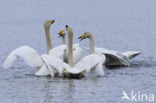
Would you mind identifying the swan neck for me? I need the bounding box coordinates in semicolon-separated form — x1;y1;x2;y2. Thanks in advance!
67;30;74;67
45;27;52;54
88;33;95;54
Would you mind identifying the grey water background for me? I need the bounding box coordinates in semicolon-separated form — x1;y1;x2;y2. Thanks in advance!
0;0;156;103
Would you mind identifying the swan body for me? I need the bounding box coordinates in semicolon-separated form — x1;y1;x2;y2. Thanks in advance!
58;30;82;64
79;32;141;66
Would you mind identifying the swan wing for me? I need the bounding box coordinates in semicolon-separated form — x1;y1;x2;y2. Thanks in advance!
73;45;82;64
3;45;44;69
41;54;64;76
95;47;130;66
95;47;120;65
95;47;115;54
122;51;141;59
49;44;67;59
75;54;104;76
104;53;130;66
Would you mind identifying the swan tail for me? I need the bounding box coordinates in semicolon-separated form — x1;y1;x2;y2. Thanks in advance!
3;45;44;69
122;51;141;59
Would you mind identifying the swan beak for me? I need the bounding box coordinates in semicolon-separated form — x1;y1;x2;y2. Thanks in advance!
49;20;55;24
58;30;64;38
78;36;85;41
78;34;86;41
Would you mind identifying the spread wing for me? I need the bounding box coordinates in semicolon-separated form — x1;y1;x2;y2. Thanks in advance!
95;47;130;66
122;51;141;59
3;45;44;69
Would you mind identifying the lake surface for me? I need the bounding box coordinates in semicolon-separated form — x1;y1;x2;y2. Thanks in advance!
0;0;156;103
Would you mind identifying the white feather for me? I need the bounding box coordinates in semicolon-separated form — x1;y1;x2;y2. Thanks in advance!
3;45;44;69
49;44;67;59
64;43;82;64
35;65;50;76
122;51;141;59
41;54;64;76
3;45;64;77
94;47;140;66
63;54;104;77
87;47;140;66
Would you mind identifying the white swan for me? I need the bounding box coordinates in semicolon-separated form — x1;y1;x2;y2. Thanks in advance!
3;20;66;76
61;26;104;77
78;32;141;66
58;30;82;64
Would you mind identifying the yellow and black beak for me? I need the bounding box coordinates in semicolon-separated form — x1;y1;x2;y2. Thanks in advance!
49;20;55;24
78;33;86;41
58;30;64;38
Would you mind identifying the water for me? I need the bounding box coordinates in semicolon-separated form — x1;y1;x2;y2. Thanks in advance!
0;0;156;103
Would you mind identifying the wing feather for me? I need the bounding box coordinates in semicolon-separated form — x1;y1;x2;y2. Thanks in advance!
75;54;104;76
122;51;141;59
3;45;44;68
95;47;131;66
41;54;64;76
63;43;82;64
49;44;67;59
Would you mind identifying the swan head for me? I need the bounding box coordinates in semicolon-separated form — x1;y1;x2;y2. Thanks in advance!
44;20;55;28
78;32;91;41
65;25;73;36
58;30;66;38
